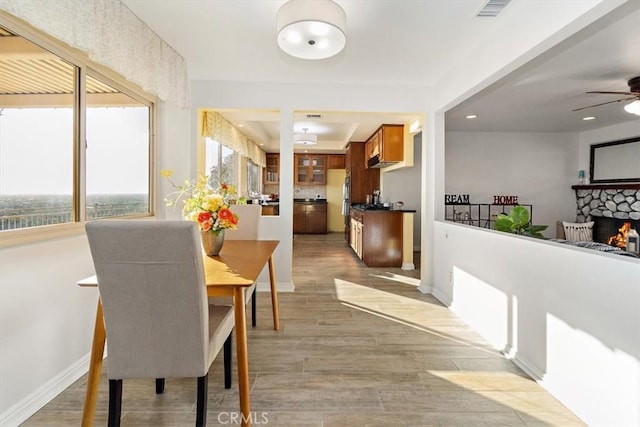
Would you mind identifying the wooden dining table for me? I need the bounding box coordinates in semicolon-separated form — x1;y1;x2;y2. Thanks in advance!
78;239;280;427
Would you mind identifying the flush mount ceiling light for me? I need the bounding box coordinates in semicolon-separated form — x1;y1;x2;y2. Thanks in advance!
466;114;478;119
624;100;640;116
294;128;317;145
277;0;346;60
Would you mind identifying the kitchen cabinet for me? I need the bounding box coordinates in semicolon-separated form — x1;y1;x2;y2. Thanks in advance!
327;154;346;169
349;207;403;267
345;141;379;204
294;202;327;234
365;124;404;168
350;209;364;259
264;153;279;184
261;204;278;216
294;154;326;185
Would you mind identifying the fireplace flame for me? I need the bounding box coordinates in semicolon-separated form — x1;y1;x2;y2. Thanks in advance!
607;222;630;249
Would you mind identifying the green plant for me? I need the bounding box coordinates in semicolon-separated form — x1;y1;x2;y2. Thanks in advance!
494;205;547;238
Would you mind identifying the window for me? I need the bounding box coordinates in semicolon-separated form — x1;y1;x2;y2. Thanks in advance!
246;159;261;196
85;74;150;219
205;137;235;189
0;24;154;233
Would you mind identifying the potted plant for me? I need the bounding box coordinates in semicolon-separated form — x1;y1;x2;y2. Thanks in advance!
494;205;547;238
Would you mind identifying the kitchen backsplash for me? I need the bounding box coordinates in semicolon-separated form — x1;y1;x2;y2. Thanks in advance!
295;185;327;199
263;184;327;200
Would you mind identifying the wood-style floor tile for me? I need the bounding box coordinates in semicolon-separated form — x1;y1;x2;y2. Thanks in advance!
21;233;583;426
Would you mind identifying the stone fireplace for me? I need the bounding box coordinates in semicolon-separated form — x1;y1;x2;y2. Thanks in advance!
572;183;640;244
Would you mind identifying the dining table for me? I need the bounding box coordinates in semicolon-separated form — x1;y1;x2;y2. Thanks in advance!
78;239;280;427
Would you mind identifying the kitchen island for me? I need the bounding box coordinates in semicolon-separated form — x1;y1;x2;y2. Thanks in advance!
349;205;415;269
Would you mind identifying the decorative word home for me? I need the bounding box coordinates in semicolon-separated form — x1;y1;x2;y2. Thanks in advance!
493;195;519;205
445;194;470;205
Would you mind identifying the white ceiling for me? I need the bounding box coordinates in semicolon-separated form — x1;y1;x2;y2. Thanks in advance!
122;0;640;150
446;3;640;133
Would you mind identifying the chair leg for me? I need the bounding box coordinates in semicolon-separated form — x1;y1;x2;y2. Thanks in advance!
156;378;165;394
224;332;232;389
196;374;208;427
252;291;257;327
108;379;123;427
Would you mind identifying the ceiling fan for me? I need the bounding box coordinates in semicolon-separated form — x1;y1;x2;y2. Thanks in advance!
573;76;640;114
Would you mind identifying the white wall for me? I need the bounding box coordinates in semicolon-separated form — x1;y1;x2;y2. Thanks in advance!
445;131;579;237
432;222;640;426
382;132;423;248
0;235;96;424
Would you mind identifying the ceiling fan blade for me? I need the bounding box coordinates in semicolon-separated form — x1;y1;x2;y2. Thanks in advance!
572;96;638;112
586;91;636;95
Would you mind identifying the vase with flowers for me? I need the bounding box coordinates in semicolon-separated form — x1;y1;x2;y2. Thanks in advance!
161;169;239;255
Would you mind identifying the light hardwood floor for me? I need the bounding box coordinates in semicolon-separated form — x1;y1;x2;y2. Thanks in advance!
22;233;584;426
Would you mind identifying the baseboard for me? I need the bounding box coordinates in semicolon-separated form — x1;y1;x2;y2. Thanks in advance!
509;352;545;383
401;262;415;271
429;285;452;306
0;353;91;427
256;280;295;293
417;281;431;294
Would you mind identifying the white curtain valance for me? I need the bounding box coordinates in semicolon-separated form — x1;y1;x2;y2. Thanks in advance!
0;0;190;108
202;111;266;167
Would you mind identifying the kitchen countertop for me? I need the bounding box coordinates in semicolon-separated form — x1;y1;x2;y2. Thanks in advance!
350;204;416;213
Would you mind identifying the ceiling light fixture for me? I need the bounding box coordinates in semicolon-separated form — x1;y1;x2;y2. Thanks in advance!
582;116;596;121
466;114;478;119
624;100;640;116
294;128;317;145
277;0;346;60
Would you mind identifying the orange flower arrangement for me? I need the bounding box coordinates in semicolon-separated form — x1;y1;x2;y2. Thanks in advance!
161;170;238;234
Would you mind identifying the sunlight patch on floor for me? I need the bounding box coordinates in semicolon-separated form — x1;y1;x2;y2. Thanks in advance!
334;278;498;355
368;272;421;286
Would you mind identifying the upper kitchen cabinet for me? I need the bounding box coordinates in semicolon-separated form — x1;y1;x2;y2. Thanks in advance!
365;124;404;168
327;154;346;169
295;154;326;185
264;153;279;184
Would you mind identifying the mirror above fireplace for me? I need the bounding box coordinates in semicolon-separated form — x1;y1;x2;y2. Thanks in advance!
590;136;640;183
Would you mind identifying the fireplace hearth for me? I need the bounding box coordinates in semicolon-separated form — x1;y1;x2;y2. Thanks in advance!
572;183;640;246
592;217;640;246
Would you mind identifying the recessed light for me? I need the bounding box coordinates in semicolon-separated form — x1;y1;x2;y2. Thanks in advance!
582;116;596;121
466;114;478;119
238;123;245;127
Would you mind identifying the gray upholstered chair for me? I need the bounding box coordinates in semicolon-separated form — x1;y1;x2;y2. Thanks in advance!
85;220;235;427
210;203;262;326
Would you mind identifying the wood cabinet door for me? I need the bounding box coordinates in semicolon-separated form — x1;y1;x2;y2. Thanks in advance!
294;155;310;184
294;154;326;185
379;125;403;162
306;210;327;233
327;154;345;169
310;155;326;184
293;214;305;233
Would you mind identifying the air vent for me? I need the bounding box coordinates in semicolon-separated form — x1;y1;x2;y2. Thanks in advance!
476;0;511;17
306;114;322;119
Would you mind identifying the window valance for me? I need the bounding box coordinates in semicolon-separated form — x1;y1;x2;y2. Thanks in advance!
0;0;190;108
202;111;266;167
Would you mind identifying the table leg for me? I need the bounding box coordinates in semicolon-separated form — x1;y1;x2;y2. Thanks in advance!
82;299;106;427
268;255;280;331
233;287;251;427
